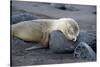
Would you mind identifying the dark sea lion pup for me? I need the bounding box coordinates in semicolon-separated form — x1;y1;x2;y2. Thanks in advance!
11;18;79;50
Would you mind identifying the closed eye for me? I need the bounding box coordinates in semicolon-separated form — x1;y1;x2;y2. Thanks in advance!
69;27;74;33
68;29;73;35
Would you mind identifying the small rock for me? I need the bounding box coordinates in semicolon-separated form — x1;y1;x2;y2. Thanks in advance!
50;3;79;11
50;3;66;10
92;11;96;14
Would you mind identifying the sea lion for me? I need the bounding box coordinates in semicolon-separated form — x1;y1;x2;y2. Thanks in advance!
11;18;79;47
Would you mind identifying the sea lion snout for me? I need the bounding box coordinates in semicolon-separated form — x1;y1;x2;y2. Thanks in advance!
72;37;77;42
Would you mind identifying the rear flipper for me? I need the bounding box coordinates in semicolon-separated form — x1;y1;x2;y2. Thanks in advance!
25;43;48;51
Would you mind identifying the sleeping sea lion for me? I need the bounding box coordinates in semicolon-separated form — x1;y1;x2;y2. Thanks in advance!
11;18;79;48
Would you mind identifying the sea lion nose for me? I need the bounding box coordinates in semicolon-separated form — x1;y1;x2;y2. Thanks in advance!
72;37;76;42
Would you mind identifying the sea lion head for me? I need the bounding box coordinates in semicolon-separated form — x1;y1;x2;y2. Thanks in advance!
59;18;79;41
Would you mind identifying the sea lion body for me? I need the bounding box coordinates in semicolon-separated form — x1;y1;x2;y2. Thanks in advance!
11;18;79;46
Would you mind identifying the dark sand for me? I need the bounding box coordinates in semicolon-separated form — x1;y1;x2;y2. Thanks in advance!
11;1;96;66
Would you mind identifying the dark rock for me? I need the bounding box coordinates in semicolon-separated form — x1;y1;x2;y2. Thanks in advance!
74;31;96;52
92;11;96;14
11;13;38;24
50;4;79;11
50;3;66;10
49;31;96;54
49;31;75;53
73;42;96;61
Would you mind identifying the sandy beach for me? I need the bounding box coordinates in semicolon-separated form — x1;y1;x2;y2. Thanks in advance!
11;1;96;66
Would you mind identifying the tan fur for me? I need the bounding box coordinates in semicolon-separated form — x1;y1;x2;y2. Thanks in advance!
11;18;79;46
